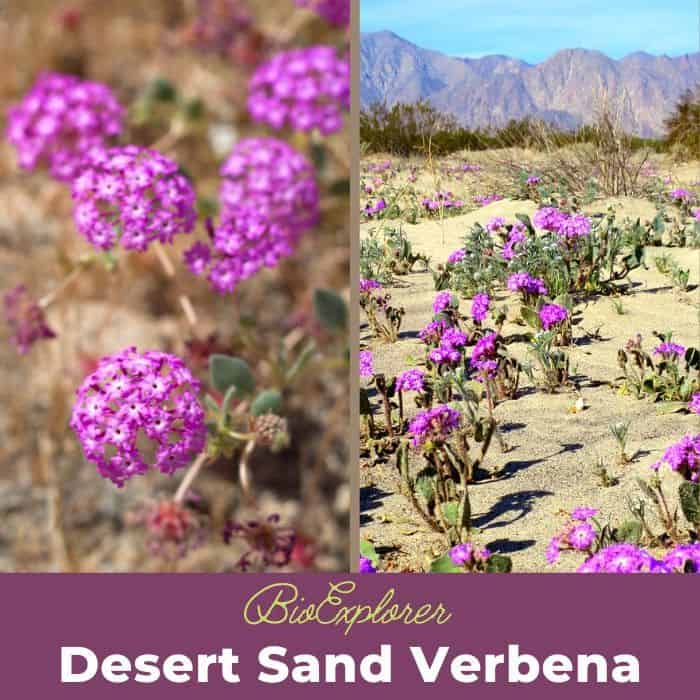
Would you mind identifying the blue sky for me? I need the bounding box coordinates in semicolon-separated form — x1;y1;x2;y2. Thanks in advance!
361;0;699;62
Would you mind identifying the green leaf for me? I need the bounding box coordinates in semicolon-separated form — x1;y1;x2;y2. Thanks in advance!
209;355;255;397
520;305;541;329
429;554;462;573
313;289;348;332
145;77;177;101
614;520;642;545
679;482;700;525
441;501;459;527
251;389;283;416
485;554;513;573
360;539;379;564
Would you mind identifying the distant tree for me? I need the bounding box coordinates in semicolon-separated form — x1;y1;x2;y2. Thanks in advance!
664;85;700;158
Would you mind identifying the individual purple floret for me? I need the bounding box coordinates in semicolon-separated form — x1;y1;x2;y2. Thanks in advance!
432;291;455;315
447;249;465;265
396;368;424;392
662;543;700;573
359;556;377;573
6;72;123;182
70;347;206;487
296;0;349;27
248;45;349;134
689;392;700;414
359;350;374;378
507;272;548;297
567;522;596;550
571;507;598;521
3;284;56;354
71;145;196;252
651;434;700;482
219;137;319;237
577;544;662;574
470;293;490;324
408;405;461;447
652;341;685;359
539;303;569;330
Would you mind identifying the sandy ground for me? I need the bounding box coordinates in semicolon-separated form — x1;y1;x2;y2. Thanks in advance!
360;194;700;573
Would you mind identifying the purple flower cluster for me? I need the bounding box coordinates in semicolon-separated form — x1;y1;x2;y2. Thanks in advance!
507;272;548;297
539;303;569;330
362;199;386;218
502;222;526;260
6;72;123;181
359;350;374;378
422;191;464;212
653;341;685;359
662;543;700;573
471;293;490;323
396;368;424;392
296;0;350;27
533;207;567;232
429;328;468;366
447;249;466;265
360;278;382;294
526;175;541;185
248;45;349;134
70;347;206;487
408;405;461;447
449;541;491;567
219;137;319;237
419;319;449;346
534;207;591;239
485;216;505;233
470;331;499;377
577;544;661;573
651;434;700;482
72;145;196;251
557;213;592;239
432;291;455;315
3;285;56;354
689;392;700;414
359;556;377;573
474;193;502;206
669;188;693;202
546;507;598;565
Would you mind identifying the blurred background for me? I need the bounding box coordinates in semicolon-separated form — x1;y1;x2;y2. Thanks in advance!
0;0;350;571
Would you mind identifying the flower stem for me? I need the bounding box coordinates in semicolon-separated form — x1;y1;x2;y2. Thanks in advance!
238;440;257;504
152;241;198;328
174;452;208;504
38;261;89;309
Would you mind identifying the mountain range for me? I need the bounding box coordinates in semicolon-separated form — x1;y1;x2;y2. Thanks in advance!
360;31;700;137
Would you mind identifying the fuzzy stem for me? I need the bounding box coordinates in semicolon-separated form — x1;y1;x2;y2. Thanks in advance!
152;241;198;329
38;263;88;309
174;452;208;504
238;440;257;503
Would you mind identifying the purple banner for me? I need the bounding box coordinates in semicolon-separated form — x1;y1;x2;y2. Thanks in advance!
0;574;692;696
